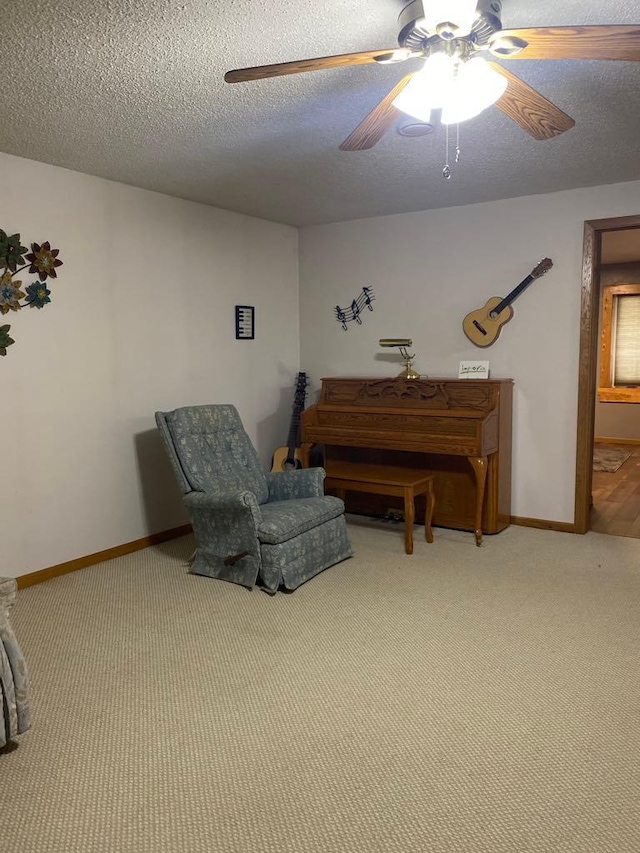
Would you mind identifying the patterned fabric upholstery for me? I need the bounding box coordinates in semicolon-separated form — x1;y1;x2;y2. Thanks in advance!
164;404;269;504
258;496;344;544
0;577;31;747
156;404;353;592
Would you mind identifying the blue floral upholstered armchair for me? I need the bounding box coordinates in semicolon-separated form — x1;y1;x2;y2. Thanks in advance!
155;405;353;592
1;577;31;748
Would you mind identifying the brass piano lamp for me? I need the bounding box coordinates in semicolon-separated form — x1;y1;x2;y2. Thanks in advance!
379;339;421;380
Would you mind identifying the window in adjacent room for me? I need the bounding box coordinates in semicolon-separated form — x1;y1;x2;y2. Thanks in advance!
598;283;640;402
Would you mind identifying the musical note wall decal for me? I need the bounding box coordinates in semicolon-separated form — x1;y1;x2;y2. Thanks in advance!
334;286;375;330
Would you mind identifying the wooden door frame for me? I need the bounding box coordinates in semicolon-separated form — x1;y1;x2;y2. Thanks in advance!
574;214;640;533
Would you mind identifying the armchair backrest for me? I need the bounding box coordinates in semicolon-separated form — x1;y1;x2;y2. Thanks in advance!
155;404;269;504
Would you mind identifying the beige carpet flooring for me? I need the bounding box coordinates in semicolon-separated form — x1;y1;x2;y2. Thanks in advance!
2;519;640;853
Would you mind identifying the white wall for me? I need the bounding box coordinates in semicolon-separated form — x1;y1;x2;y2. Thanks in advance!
299;180;640;525
0;152;299;579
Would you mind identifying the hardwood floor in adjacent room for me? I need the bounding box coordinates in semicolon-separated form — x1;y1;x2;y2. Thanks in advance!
591;443;640;538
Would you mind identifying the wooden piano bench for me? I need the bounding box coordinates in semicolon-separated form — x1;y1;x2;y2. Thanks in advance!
324;462;435;555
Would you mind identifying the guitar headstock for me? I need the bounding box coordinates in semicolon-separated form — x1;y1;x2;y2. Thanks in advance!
293;372;308;408
532;257;553;278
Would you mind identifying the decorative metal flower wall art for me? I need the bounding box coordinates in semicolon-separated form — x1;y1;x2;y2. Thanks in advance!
0;229;63;356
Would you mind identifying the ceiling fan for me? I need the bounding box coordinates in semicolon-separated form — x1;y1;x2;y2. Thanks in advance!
224;0;640;151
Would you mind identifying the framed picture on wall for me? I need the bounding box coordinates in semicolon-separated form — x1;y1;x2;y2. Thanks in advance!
235;305;255;340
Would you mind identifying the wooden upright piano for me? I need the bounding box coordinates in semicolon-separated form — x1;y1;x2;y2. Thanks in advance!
300;377;513;545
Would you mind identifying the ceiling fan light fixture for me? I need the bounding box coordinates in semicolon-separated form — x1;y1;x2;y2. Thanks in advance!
392;52;506;125
442;56;508;123
392;53;455;122
419;0;479;38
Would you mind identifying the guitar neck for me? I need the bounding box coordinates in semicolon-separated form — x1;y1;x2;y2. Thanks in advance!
493;273;535;316
285;373;308;457
286;410;302;454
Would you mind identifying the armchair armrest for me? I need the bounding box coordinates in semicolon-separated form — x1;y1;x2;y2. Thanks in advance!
184;489;263;533
182;490;263;587
184;489;260;514
266;467;326;502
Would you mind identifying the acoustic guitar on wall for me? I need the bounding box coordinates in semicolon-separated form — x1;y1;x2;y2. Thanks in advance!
462;258;553;348
271;372;308;472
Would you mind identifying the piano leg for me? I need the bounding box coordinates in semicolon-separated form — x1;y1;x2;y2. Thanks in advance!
468;456;488;546
299;442;312;469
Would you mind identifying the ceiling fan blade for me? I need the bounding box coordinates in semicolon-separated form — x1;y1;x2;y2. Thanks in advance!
489;63;575;140
491;25;640;61
224;49;410;83
339;75;414;151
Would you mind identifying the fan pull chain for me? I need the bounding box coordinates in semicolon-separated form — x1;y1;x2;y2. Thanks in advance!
443;124;451;180
443;123;461;179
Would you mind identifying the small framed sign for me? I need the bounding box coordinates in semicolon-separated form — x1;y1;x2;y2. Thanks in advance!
459;360;490;379
235;305;255;340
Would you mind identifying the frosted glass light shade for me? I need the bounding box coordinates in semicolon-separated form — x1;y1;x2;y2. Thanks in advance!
393;55;508;125
419;0;479;37
442;58;508;124
392;54;455;122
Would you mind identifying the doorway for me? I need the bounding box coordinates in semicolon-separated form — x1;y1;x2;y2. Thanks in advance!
574;214;640;535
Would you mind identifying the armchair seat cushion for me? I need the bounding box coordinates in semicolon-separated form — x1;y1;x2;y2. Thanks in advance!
257;495;345;545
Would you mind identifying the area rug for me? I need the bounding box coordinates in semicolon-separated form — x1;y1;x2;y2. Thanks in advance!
593;446;632;472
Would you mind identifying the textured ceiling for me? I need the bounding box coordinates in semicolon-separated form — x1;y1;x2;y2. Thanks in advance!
2;0;640;226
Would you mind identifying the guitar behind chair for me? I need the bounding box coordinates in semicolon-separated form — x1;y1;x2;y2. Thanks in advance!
271;372;308;471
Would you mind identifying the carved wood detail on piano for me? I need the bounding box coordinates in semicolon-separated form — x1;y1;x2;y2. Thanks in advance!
323;377;494;410
301;377;513;545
